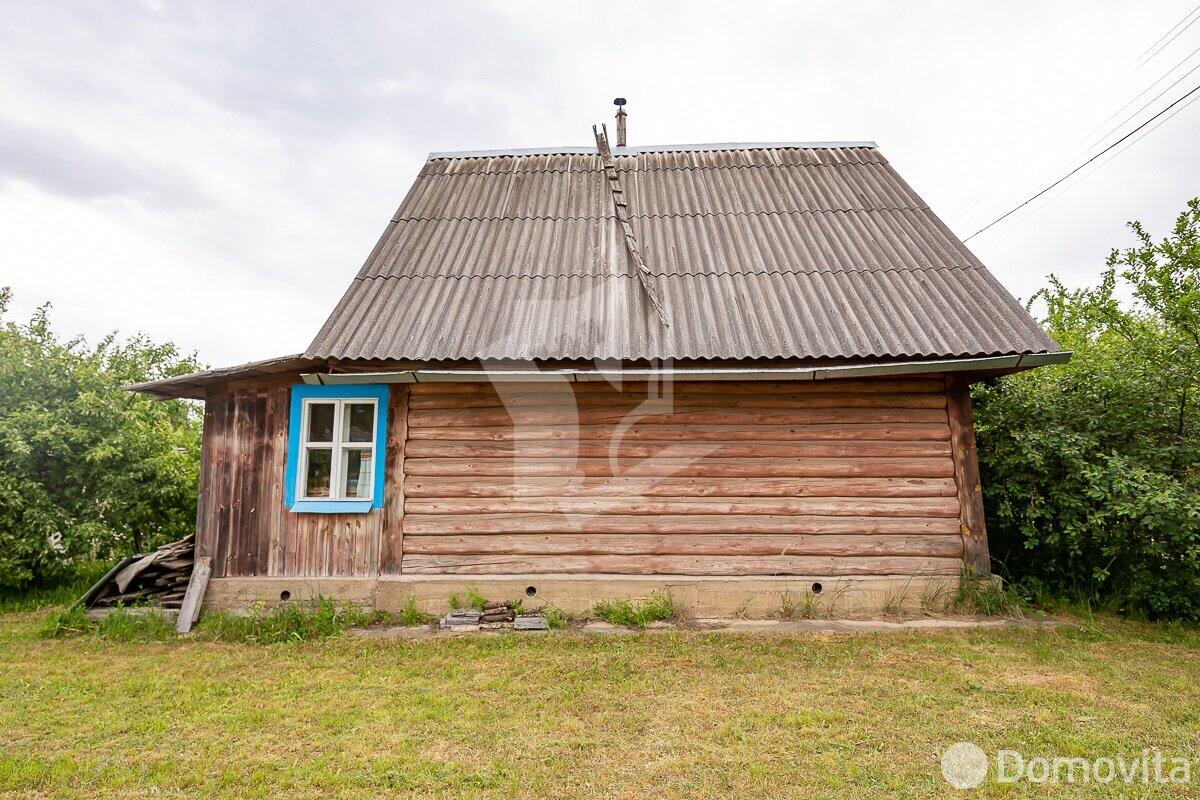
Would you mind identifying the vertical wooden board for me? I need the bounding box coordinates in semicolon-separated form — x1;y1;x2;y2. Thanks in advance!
194;396;219;562
245;391;269;576
233;391;257;576
210;391;233;578
176;556;213;634
266;386;288;576
946;375;990;576
380;386;408;573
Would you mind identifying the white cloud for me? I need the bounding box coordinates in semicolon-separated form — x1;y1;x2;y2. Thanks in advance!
1;0;1198;364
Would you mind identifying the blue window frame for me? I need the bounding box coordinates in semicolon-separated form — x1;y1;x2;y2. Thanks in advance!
285;384;388;513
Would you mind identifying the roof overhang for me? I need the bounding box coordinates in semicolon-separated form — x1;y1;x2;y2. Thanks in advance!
302;352;1071;386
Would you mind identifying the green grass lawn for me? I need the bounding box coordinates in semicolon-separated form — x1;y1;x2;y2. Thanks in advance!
1;608;1199;799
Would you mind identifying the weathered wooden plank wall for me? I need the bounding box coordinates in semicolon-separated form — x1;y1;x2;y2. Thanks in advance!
194;376;984;580
400;378;965;576
195;383;408;578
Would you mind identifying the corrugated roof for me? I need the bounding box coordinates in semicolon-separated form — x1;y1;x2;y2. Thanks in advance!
306;143;1056;362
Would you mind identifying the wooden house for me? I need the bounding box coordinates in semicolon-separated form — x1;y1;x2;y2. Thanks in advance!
132;129;1065;616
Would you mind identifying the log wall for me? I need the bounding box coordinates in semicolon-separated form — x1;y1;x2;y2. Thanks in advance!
401;378;965;576
195;375;981;580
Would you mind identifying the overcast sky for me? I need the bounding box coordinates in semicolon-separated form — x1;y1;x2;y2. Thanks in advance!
3;0;1198;367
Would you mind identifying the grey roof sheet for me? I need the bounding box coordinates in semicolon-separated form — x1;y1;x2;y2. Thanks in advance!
306;144;1056;362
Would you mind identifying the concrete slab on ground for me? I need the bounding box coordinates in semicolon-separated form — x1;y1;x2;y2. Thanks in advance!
349;616;1063;639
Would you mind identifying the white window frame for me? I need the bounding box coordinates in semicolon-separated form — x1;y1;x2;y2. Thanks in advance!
296;397;379;502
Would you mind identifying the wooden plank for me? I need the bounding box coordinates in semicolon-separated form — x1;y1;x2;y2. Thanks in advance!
406;422;952;442
409;406;949;428
404;533;964;557
194;398;219;562
946;376;990;576
175;556;213;634
409;377;947;396
405;496;961;518
404;440;951;460
404;476;959;498
408;391;947;411
400;553;964;576
404;513;961;536
380;386;408;573
404;456;956;478
266;386;288;576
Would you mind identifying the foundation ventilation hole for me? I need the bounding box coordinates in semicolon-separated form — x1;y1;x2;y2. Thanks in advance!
525;586;538;597
811;582;823;595
280;590;292;602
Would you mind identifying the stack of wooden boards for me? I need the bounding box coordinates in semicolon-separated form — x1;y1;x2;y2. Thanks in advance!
78;535;195;609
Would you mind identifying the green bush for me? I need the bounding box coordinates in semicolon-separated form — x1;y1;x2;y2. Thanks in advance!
975;199;1200;620
592;593;676;627
0;289;201;592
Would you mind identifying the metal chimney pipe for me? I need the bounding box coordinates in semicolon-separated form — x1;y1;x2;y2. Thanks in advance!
614;97;627;147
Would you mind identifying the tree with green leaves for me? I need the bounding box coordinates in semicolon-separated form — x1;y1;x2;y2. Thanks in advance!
975;199;1200;619
0;289;203;592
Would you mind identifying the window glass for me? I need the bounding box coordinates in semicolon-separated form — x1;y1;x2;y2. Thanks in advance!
293;392;384;507
303;449;333;497
345;403;375;443
307;402;335;443
342;449;373;498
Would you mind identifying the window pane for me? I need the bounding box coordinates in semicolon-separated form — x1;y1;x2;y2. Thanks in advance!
303;449;333;497
342;448;373;499
307;403;335;443
345;403;375;443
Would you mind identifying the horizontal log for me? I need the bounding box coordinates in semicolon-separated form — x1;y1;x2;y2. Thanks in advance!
409;392;946;411
403;476;959;498
409;378;946;396
405;496;961;517
406;422;952;443
403;533;964;558
404;457;955;478
400;553;964;576
403;513;961;535
404;440;951;460
409;407;949;428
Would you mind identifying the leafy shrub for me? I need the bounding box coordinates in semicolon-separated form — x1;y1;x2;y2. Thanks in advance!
975;199;1200;620
592;593;676;627
0;289;201;592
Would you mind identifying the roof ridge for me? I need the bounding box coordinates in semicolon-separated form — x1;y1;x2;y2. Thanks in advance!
391;206;933;224
429;141;880;159
423;159;889;175
354;263;983;281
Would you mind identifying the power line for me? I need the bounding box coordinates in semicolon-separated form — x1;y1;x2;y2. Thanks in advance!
963;79;1200;243
951;3;1200;231
1131;2;1200;70
966;86;1200;249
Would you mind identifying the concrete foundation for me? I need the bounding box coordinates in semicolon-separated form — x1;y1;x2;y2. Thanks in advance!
203;574;968;618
